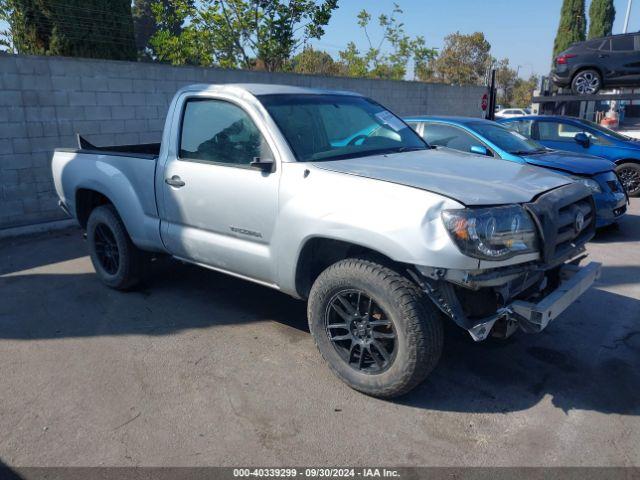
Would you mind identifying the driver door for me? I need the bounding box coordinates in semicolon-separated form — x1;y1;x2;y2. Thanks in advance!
160;97;280;284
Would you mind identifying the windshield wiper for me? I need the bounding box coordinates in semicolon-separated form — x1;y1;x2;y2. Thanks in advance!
509;148;547;155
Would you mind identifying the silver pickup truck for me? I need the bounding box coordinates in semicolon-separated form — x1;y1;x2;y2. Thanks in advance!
52;84;601;398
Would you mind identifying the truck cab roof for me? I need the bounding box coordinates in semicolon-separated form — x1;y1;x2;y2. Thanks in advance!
175;83;362;98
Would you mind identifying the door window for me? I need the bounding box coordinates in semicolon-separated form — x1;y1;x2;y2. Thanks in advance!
505;120;534;137
422;123;484;152
179;99;272;166
611;35;635;51
537;121;584;142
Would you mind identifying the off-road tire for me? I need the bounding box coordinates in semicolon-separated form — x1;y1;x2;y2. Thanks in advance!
308;258;443;398
87;204;145;290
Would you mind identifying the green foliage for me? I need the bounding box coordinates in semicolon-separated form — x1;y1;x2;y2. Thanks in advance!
132;0;188;59
0;0;17;52
2;0;136;60
425;32;491;85
553;0;586;58
337;3;436;81
494;58;519;106
291;46;343;75
150;0;338;71
511;74;539;108
588;0;615;39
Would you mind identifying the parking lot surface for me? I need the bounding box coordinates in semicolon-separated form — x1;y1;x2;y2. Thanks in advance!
1;200;639;467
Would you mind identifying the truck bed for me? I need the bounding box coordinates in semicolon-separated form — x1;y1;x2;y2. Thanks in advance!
54;134;160;159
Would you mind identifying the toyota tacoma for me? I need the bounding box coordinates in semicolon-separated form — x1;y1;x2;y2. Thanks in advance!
52;84;601;398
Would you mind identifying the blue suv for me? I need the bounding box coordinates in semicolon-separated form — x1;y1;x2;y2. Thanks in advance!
498;115;640;197
405;116;627;228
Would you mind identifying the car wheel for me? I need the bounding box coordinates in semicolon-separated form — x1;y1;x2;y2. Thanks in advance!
308;258;443;398
87;205;145;290
617;162;640;197
571;69;602;95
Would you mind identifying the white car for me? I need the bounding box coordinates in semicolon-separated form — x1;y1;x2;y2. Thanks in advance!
496;108;531;118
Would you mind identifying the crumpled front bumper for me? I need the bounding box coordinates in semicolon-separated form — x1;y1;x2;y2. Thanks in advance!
418;261;601;341
510;262;601;334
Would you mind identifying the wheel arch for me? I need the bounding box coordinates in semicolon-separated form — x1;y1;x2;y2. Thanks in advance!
571;65;604;83
75;188;114;230
294;236;405;299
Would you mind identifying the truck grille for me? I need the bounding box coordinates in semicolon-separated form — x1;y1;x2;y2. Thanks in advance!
525;183;596;264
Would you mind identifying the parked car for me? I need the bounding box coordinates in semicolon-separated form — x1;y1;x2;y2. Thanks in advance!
495;108;530;118
552;32;640;95
405;116;627;227
52;84;600;398
499;115;640;197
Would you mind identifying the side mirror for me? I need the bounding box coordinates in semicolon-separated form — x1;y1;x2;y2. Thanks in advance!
574;132;590;148
470;145;489;156
250;157;275;173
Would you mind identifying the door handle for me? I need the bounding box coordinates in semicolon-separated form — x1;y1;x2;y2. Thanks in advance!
165;175;185;188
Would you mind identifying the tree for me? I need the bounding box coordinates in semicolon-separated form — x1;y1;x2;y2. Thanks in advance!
426;32;491;85
3;0;136;60
553;0;586;58
588;0;615;39
151;0;338;71
337;4;436;81
512;74;539;108
132;0;189;59
494;58;518;106
0;0;18;52
291;46;342;75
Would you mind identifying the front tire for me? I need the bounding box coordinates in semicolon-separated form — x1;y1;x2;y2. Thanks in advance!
571;69;602;95
308;259;443;398
87;205;145;290
617;162;640;197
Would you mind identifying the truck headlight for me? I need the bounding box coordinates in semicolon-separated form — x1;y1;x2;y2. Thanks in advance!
441;205;539;261
570;176;601;193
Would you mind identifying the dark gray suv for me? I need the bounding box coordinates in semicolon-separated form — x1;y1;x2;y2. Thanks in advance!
553;33;640;94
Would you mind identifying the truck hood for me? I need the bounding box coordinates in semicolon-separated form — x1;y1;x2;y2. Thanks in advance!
522;150;615;175
313;148;572;206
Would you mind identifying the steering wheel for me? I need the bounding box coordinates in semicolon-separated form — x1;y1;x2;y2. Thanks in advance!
347;134;369;146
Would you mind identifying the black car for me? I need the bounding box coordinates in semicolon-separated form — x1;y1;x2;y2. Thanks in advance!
552;33;640;94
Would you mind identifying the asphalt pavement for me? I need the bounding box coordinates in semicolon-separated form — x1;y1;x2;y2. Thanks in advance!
0;200;638;467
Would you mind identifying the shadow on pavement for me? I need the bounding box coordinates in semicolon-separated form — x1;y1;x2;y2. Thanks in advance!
0;458;22;480
1;254;638;416
0;227;84;276
593;212;640;243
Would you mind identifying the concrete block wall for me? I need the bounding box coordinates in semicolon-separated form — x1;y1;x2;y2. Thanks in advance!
0;54;486;230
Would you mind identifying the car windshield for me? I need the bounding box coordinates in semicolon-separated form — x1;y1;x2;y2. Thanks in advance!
471;122;546;154
258;94;428;162
577;118;633;141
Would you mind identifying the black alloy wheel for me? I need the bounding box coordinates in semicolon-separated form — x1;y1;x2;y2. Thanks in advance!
325;289;397;374
93;223;120;275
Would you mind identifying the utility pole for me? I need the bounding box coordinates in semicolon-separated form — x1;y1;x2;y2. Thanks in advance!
623;0;633;33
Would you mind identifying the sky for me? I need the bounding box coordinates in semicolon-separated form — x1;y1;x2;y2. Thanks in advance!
1;0;638;80
309;0;640;79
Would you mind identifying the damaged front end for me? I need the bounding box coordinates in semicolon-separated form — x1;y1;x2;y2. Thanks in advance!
412;257;601;341
414;182;602;341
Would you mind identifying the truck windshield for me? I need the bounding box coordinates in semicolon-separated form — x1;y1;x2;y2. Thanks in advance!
258;94;428;162
472;122;546;155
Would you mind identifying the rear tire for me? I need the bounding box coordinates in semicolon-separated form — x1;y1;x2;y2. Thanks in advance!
87;205;145;290
617;162;640;197
308;258;443;398
571;69;601;95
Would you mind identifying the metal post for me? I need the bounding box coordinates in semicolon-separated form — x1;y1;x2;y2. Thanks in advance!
623;0;633;33
487;69;497;121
